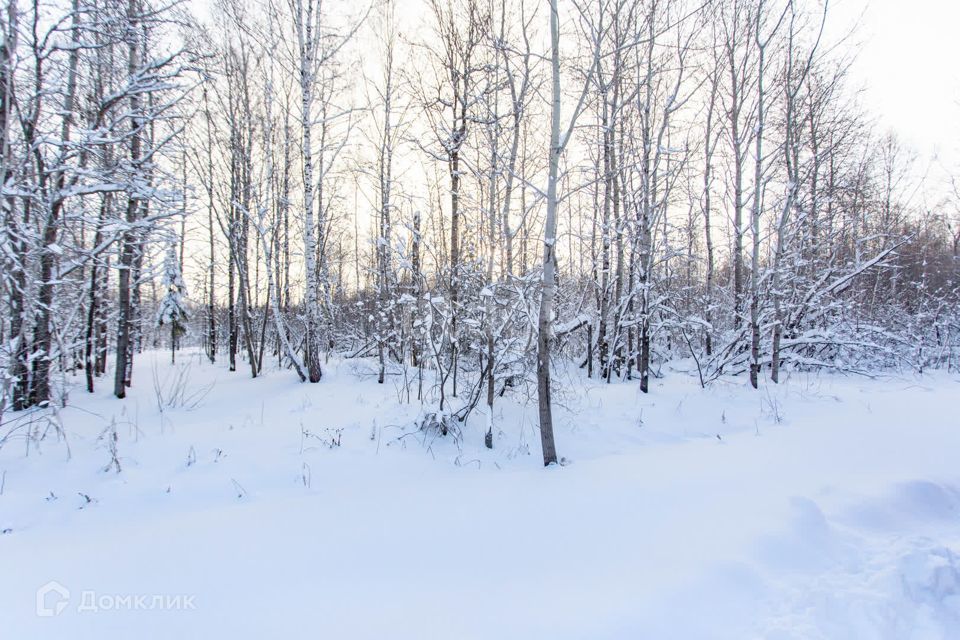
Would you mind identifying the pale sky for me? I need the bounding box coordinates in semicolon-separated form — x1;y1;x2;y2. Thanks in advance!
834;0;960;195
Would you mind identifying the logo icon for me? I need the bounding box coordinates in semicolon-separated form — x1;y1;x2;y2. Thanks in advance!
36;581;70;617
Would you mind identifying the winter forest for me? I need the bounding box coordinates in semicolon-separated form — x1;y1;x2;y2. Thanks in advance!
3;0;960;636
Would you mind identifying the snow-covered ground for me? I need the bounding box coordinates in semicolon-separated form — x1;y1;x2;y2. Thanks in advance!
2;350;959;639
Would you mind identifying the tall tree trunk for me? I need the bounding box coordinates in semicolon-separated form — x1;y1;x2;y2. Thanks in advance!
85;193;110;393
203;83;217;364
0;0;28;410
114;0;143;398
537;0;564;467
30;0;80;406
290;0;324;383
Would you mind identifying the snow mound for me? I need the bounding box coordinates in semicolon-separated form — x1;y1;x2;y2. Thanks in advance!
840;481;960;532
759;486;960;640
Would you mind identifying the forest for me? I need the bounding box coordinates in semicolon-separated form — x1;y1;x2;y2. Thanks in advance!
3;0;957;465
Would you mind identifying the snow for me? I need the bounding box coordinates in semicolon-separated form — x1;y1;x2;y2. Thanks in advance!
2;351;959;639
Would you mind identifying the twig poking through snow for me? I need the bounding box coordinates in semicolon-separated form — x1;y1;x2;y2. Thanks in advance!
301;463;311;489
231;479;247;500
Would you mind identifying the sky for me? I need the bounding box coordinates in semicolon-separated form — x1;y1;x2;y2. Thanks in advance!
833;0;960;198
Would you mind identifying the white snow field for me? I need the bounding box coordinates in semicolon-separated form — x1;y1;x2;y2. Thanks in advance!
2;350;959;639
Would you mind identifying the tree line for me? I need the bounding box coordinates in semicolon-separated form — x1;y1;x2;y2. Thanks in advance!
2;0;958;464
